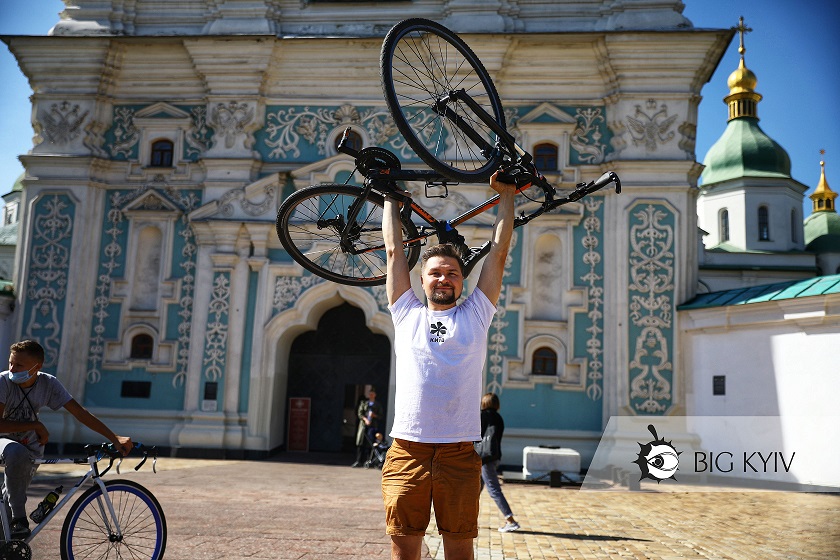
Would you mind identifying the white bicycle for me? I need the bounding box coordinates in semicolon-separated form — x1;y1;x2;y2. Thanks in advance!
0;443;166;560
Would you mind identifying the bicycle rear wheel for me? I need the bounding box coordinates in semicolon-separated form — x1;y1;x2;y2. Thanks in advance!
276;184;421;286
381;18;505;184
60;479;166;560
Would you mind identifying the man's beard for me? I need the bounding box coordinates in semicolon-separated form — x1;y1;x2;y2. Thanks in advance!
429;289;457;305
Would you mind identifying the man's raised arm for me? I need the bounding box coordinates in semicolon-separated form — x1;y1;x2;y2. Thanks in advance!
383;195;412;305
476;171;517;306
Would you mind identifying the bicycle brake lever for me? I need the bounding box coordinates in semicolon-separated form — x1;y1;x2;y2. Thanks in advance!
116;456;123;475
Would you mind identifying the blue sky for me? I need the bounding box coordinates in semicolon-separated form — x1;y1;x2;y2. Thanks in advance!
1;0;838;218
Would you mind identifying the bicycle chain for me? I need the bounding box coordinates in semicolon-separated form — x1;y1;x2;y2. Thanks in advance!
0;540;32;560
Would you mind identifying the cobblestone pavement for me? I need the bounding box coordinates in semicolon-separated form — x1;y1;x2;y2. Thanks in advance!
20;454;840;559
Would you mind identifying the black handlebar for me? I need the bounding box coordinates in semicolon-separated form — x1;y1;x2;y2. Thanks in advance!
83;442;159;476
591;171;621;194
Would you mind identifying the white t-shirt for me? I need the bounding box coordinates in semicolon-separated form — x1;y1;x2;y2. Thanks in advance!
388;288;497;443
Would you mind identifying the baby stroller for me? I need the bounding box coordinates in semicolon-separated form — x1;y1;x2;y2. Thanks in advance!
365;432;390;469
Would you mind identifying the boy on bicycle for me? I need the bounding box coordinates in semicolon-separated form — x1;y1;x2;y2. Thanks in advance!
0;339;132;539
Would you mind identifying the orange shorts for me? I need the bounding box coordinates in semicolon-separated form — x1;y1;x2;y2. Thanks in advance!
381;438;482;539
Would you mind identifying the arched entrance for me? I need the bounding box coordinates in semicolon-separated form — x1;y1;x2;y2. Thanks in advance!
287;302;390;452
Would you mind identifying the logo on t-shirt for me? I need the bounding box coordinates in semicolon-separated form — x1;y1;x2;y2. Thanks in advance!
429;321;447;343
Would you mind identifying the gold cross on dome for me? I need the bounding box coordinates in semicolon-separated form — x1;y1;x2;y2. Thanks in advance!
733;16;752;56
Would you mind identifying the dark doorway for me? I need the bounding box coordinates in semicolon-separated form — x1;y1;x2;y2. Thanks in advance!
287;303;390;453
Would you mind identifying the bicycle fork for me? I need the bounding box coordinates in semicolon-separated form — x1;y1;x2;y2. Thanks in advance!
91;477;123;542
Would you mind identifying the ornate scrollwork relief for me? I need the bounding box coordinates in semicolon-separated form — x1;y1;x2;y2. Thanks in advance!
627;203;675;413
272;274;325;314
485;231;517;396
186;105;211;158
218;184;276;217
581;198;604;400
109;106;140;158
571;108;607;164
23;195;74;368
202;273;230;382
263;104;410;160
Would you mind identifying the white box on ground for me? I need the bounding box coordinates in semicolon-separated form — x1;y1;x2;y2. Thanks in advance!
522;446;581;479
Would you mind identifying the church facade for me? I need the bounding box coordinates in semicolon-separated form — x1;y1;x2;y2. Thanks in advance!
4;1;835;474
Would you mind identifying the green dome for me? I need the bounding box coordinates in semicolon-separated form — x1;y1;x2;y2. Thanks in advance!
700;117;792;186
12;173;24;193
804;211;840;252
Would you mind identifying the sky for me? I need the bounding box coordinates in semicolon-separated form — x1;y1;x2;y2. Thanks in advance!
0;0;838;218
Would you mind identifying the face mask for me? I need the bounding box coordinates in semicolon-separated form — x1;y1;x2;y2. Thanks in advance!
7;366;37;385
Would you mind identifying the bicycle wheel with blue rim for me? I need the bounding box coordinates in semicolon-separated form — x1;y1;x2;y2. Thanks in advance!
60;479;166;560
381;18;506;184
276;184;422;286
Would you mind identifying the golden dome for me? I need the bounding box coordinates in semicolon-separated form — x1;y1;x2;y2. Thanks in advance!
810;156;838;213
727;58;757;94
723;17;761;121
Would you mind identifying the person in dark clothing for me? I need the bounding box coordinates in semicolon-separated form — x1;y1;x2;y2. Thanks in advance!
479;392;520;532
352;387;383;467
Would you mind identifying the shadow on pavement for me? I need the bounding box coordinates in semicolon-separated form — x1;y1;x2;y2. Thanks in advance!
515;530;651;542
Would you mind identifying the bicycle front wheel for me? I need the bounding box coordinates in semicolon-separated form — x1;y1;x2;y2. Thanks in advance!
60;479;166;560
276;184;421;286
381;18;506;184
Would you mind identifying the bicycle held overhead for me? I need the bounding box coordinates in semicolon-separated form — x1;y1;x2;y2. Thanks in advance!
275;18;621;287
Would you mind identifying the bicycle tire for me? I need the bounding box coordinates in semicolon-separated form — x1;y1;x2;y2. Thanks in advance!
60;479;166;560
276;184;421;286
381;18;506;184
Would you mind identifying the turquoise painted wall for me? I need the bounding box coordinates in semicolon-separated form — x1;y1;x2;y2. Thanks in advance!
484;194;606;433
84;187;200;410
501;384;602;431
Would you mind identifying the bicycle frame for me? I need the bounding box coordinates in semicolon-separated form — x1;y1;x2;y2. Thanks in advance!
0;444;156;546
336;130;619;277
1;456;110;545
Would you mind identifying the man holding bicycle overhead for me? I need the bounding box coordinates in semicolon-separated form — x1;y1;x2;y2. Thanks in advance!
381;171;516;560
0;339;132;539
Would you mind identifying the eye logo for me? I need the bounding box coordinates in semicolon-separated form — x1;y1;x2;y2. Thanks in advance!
430;322;447;336
633;424;681;483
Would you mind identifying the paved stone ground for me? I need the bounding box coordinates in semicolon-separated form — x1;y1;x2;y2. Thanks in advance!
19;453;840;559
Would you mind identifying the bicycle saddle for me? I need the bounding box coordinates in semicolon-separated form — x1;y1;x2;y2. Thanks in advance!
355;147;401;175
